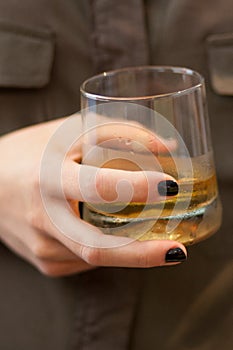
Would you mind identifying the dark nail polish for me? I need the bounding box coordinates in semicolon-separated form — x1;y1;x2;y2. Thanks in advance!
158;180;179;196
165;248;187;263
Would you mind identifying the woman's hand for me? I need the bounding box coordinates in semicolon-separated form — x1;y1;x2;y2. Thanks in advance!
0;115;186;277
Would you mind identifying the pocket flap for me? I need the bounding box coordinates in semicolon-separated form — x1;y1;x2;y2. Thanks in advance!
206;32;233;96
0;21;55;88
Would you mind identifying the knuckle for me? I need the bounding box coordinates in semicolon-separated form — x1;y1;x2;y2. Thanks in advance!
80;246;101;266
96;170;116;202
137;252;151;268
30;168;41;194
26;210;44;230
31;240;51;260
95;170;104;198
37;260;70;278
37;261;62;278
26;179;46;231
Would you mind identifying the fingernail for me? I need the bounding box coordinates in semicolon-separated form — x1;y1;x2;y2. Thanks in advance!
165;248;187;263
158;180;179;196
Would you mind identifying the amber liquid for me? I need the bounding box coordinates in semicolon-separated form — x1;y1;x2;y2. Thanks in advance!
82;152;222;245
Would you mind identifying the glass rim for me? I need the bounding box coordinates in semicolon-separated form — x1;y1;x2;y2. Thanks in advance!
80;65;205;101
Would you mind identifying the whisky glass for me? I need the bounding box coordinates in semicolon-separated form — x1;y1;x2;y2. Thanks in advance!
80;66;222;245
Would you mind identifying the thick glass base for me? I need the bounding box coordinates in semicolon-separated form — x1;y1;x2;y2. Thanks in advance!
82;198;222;245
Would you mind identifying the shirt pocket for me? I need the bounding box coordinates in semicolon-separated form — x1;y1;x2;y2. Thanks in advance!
0;21;55;88
206;32;233;96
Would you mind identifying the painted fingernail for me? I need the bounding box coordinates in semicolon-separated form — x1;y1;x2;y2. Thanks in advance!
158;180;179;196
165;248;187;263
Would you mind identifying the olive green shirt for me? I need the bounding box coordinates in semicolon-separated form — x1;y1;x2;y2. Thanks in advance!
0;1;232;349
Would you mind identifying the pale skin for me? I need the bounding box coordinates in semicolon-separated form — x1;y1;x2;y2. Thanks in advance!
0;115;187;277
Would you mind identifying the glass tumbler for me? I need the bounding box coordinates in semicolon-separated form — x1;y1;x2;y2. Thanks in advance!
80;66;222;245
